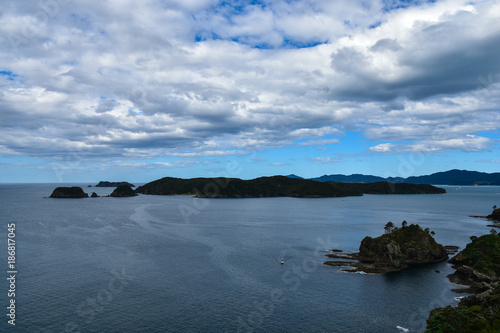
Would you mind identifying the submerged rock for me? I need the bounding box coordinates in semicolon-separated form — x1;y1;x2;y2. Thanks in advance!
109;185;138;197
49;187;89;198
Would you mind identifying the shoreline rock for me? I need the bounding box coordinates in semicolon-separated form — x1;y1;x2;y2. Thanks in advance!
487;208;500;222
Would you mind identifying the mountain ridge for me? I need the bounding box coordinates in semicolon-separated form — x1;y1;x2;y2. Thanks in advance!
293;169;500;185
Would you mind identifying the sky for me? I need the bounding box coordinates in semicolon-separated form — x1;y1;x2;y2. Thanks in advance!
0;0;499;183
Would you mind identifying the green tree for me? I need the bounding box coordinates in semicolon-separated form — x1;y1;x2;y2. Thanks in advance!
384;221;395;234
402;220;408;228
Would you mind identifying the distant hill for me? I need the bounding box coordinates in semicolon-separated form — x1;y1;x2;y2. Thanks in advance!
311;174;387;183
405;170;500;185
290;170;500;186
285;174;304;179
95;181;136;187
135;176;445;198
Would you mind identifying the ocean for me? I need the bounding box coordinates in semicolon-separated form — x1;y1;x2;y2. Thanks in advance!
1;184;499;332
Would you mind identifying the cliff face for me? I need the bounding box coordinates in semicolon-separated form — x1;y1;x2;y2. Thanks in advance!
358;224;448;270
49;187;89;198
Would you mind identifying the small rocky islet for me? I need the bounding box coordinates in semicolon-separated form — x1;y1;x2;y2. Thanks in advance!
49;187;89;198
109;184;138;197
324;221;449;274
48;184;137;198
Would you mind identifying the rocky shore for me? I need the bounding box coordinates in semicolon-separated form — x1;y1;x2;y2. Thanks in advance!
426;233;500;331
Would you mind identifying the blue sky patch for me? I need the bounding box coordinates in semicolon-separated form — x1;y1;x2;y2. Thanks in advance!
0;70;19;81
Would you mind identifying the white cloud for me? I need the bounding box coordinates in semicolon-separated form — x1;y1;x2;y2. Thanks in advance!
370;143;396;152
0;0;499;167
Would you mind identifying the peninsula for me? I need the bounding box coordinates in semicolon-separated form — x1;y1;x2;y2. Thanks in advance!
135;176;446;198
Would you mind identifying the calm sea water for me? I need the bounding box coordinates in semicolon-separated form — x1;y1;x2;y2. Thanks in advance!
0;184;499;332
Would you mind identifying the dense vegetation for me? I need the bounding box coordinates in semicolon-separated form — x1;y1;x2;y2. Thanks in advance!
449;234;500;277
358;222;448;268
426;234;500;332
426;288;500;333
135;176;446;198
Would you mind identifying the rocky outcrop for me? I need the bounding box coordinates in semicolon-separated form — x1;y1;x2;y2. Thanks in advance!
49;187;89;198
487;208;500;222
109;185;138;197
90;192;99;198
426;234;500;332
96;181;135;188
447;234;500;290
325;223;448;273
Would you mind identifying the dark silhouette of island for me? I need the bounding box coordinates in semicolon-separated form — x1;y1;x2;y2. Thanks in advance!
427;233;500;332
95;181;135;187
109;184;138;197
135;176;445;198
49;187;89;198
324;222;448;273
487;208;500;222
293;169;500;185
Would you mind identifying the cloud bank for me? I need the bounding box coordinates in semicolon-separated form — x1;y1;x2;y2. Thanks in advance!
0;0;499;177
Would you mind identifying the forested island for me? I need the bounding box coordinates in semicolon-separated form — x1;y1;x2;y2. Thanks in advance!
49;187;89;198
95;181;135;187
135;176;446;198
324;222;449;273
